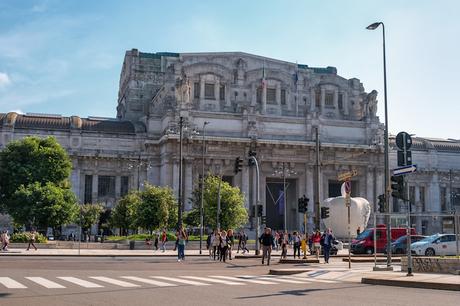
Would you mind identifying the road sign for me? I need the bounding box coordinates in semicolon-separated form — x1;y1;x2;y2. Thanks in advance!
393;164;417;176
338;169;358;181
344;181;351;194
396;132;412;151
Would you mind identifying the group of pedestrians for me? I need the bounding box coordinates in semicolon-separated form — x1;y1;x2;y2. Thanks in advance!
309;228;336;263
206;229;235;262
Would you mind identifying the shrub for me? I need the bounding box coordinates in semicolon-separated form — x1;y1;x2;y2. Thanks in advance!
10;232;47;243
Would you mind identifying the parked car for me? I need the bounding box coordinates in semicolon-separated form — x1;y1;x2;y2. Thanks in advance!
385;235;426;254
411;234;457;256
350;224;416;254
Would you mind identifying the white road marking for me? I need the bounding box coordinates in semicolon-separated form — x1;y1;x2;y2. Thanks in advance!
0;277;27;289
89;276;140;288
181;276;244;285
286;276;338;283
121;276;177;287
238;275;311;284
210;275;278;285
152;276;210;286
25;277;65;289
57;277;104;288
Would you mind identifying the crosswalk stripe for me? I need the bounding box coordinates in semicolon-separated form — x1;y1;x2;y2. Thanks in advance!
152;276;210;286
25;277;65;289
89;277;140;288
285;276;338;283
0;277;27;289
121;276;177;287
210;275;278;285
57;277;104;288
238;275;310;284
181;276;244;285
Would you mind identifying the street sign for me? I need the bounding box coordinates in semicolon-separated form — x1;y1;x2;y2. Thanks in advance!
344;181;351;194
338;169;358;181
396;132;412;151
393;164;417;176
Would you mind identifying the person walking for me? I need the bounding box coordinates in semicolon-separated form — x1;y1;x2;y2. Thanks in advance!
212;230;221;260
26;230;38;251
1;230;10;251
311;229;322;260
240;230;249;254
227;229;234;260
280;231;288;259
292;231;301;259
322;228;335;264
160;229;167;252
259;227;274;265
153;233;159;251
274;231;280;251
219;230;229;262
176;227;187;262
206;231;213;257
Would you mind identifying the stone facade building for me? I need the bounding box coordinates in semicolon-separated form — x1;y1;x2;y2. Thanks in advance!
1;50;459;234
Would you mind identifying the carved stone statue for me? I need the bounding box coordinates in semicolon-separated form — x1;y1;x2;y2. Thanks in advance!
176;69;191;104
366;90;378;118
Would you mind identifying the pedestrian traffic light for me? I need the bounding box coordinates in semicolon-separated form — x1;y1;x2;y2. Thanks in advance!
377;194;385;213
234;157;243;174
391;175;405;200
257;204;263;217
320;207;330;219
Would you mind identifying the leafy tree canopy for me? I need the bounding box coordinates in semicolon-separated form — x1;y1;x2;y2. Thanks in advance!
110;191;140;235
80;203;104;232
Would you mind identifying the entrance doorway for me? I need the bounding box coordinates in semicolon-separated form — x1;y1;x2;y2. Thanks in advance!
265;178;297;231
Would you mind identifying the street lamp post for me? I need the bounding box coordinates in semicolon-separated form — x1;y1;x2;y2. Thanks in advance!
273;162;296;232
367;21;392;268
199;121;210;254
178;117;184;230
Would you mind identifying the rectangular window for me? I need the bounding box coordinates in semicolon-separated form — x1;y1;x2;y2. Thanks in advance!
338;93;343;109
325;92;334;107
98;175;116;198
315;89;321;107
194;82;200;99
256;87;262;104
204;83;215;99
121;176;129;197
84;175;93;204
281;89;286;105
267;88;276;104
219;84;225;101
440;187;447;211
420;186;425;212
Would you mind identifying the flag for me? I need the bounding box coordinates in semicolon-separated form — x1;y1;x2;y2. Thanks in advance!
276;189;285;215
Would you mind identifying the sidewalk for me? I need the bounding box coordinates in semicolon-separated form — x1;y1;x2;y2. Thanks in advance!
0;248;211;257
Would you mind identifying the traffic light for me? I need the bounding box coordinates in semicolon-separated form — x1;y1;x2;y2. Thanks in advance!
391;175;405;200
234;157;243;174
377;194;385;213
297;195;310;213
261;216;267;224
248;150;257;166
257;204;263;217
320;207;330;219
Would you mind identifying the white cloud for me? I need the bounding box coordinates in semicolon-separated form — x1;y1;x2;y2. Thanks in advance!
0;72;11;88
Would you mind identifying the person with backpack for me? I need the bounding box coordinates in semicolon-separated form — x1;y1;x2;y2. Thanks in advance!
322;228;335;264
259;227;274;266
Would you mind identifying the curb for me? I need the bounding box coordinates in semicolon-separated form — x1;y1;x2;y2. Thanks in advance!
279;259;320;264
0;253;211;258
343;258;401;263
361;277;460;291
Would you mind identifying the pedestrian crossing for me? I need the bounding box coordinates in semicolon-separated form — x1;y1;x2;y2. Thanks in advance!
0;274;342;290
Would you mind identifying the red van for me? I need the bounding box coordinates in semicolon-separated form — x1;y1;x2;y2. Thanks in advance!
350;224;416;254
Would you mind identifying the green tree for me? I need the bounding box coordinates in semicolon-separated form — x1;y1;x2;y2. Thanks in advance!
110;191;139;236
0;136;72;210
189;175;247;230
10;182;78;235
79;203;104;234
135;184;177;233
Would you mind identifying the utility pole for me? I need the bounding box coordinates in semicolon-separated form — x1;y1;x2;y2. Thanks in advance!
199;121;209;255
315;127;321;230
177;116;184;229
283;162;287;232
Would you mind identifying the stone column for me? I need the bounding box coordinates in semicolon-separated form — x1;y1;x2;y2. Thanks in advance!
214;80;220;108
115;176;121;199
366;167;374;205
251;83;256;106
71;166;81;202
415;185;422;232
172;161;179;198
343;92;349;115
310;88;316;112
242;164;250;209
429;174;440;212
333;88;339;116
92;174;98;204
320;87;325;113
276;83;281;105
200;76;205;109
262;85;267;114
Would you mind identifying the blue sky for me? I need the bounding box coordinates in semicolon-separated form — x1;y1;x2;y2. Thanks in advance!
0;0;458;139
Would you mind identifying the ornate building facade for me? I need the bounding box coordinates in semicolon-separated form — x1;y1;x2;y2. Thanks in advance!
1;50;459;234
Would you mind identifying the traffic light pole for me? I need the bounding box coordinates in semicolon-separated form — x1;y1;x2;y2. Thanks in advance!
346;179;351;269
250;156;261;255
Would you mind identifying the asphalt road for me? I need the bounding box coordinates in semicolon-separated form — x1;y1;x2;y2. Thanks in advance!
0;256;458;306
